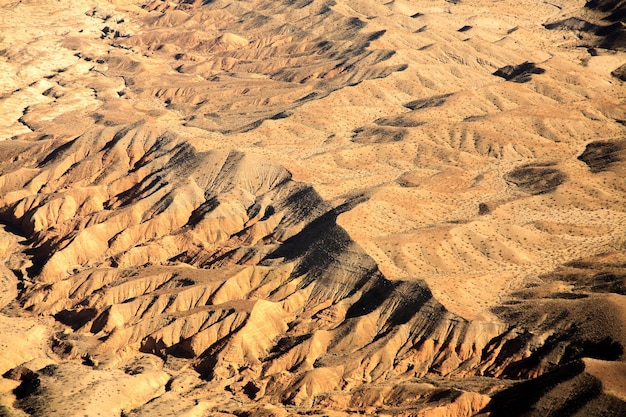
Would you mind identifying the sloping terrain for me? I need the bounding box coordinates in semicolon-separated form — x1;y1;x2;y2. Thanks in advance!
0;0;625;416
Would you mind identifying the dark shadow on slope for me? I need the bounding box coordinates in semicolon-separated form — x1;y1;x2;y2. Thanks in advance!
586;0;626;50
577;140;623;173
483;360;626;417
54;308;99;331
612;63;626;80
404;93;453;110
493;62;545;83
262;190;375;302
184;196;220;227
37;138;79;168
264;334;313;361
543;17;598;32
345;278;396;319
263;196;366;270
351;126;408;143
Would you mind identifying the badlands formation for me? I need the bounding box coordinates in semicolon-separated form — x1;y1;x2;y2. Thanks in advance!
0;0;626;415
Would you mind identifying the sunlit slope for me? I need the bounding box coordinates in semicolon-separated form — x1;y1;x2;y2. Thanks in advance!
0;0;625;416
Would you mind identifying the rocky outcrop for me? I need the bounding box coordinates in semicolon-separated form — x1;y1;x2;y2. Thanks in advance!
2;108;624;414
0;123;507;403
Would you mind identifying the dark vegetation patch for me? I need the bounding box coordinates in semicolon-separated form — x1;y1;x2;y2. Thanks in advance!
577;140;623;172
493;62;545;83
504;163;566;194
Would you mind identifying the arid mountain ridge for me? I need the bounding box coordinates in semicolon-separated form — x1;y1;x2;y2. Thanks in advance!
0;0;625;416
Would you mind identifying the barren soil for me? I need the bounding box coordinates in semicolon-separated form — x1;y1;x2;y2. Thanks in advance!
0;0;625;416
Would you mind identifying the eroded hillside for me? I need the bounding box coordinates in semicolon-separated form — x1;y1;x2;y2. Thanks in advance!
0;0;625;416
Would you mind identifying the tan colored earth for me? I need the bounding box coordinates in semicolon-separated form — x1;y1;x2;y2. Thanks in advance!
0;0;625;416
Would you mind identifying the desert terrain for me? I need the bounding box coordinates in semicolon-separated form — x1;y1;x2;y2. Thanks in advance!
0;0;625;415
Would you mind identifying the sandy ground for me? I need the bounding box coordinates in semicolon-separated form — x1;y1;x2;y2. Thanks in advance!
0;0;625;415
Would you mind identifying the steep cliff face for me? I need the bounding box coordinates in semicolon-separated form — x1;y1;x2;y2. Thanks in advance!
0;0;625;416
